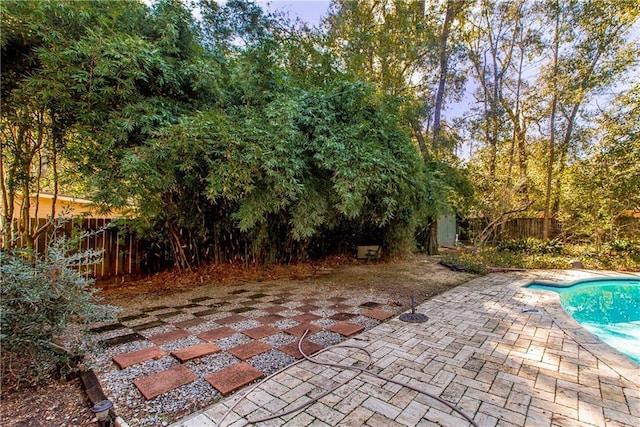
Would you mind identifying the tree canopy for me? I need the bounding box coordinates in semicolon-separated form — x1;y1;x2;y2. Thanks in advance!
2;0;638;267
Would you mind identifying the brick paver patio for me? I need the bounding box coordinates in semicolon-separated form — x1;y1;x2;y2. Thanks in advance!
173;271;640;427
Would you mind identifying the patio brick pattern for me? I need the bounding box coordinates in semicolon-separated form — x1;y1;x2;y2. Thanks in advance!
172;271;640;427
94;283;399;403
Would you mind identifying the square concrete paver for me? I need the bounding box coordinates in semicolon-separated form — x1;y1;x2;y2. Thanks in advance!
227;341;272;360
171;343;221;362
292;313;321;322
215;314;247;325
198;326;236;341
361;308;394;320
205;362;264;396
255;314;285;324
329;322;365;337
148;329;191;345
285;323;321;337
134;365;198;400
279;339;324;359
242;325;280;339
113;346;166;369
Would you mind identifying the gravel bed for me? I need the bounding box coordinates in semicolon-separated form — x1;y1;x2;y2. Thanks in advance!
199;311;234;321
307;331;343;347
118;379;219;427
101;355;179;385
119;317;156;328
311;318;337;328
162;313;197;323
350;315;380;329
185;320;222;335
228;319;262;331
91;328;134;342
214;333;252;350
261;333;297;347
278;309;303;317
310;308;337;317
250;302;277;309
247;350;296;375
242;309;269;317
144;307;180;316
139;324;175;338
97;339;154;359
274;319;299;329
159;336;204;352
86;339;153;372
187;353;240;377
282;301;304;309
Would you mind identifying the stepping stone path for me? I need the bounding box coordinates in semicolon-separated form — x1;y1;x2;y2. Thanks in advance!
90;287;398;403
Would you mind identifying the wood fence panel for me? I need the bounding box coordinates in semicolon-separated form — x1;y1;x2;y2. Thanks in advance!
6;218;171;279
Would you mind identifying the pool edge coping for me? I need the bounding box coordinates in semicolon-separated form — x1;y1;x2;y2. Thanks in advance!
518;273;640;385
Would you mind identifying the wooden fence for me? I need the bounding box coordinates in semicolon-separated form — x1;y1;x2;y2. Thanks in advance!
5;218;171;279
459;217;562;242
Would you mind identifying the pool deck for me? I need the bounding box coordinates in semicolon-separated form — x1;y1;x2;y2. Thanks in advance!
173;270;640;427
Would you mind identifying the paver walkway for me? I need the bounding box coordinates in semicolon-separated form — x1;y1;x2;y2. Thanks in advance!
173;271;640;427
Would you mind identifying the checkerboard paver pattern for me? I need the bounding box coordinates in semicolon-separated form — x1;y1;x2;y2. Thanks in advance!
172;271;640;427
90;283;397;403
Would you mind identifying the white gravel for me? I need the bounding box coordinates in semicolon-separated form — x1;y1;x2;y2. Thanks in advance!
274;319;299;329
159;336;204;352
185;320;222;335
260;333;297;347
139;325;175;338
247;350;296;375
187;353;240;377
214;333;252;350
307;331;343;347
311;318;337;328
228;319;262;331
350;315;380;329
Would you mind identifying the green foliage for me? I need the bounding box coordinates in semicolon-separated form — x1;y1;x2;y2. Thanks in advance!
602;239;640;259
0;231;117;389
444;242;640;272
440;253;488;274
496;238;563;255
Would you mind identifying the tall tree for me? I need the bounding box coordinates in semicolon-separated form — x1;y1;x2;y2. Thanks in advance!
539;0;639;238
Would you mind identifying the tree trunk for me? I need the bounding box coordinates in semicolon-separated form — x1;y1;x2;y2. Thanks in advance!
543;7;560;240
432;1;458;152
425;216;438;255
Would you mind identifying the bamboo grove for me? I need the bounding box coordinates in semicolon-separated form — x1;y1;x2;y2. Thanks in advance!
2;0;638;268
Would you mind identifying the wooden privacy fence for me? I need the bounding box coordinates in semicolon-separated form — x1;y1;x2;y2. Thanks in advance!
7;218;171;279
459;217;562;242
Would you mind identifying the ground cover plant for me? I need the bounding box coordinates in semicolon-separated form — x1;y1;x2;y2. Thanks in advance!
442;238;640;272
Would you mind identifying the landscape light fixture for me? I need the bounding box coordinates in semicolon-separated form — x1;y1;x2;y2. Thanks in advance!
91;399;113;427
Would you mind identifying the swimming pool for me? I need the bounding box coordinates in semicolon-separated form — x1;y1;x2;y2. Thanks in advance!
528;278;640;364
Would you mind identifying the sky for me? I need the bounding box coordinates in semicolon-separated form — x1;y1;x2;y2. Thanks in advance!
256;0;332;27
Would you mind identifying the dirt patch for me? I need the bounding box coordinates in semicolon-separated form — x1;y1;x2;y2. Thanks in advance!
98;254;473;311
0;254;474;426
0;378;94;427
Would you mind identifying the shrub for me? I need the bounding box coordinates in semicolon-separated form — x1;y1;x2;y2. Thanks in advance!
0;231;117;390
497;237;563;255
603;238;640;258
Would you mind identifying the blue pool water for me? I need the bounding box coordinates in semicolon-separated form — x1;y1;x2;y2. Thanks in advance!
528;278;640;364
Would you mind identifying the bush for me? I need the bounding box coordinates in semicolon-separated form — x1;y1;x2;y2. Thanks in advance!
0;232;117;390
497;237;563;255
603;238;640;258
